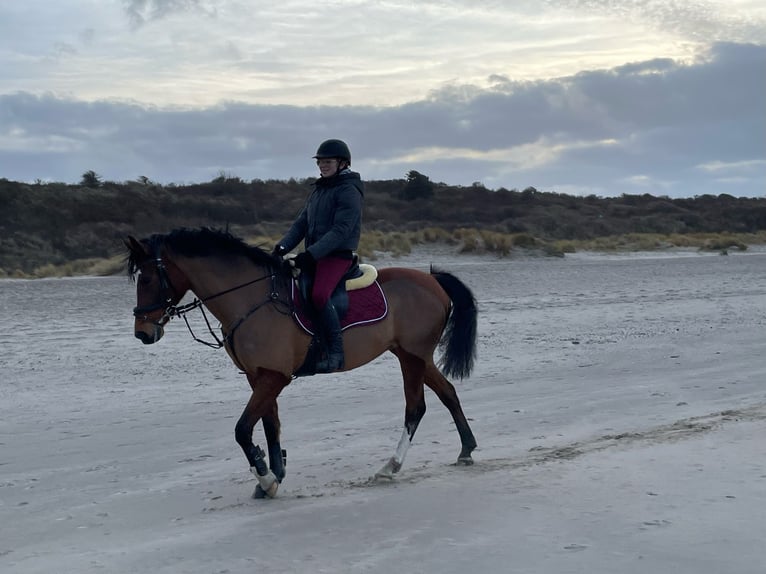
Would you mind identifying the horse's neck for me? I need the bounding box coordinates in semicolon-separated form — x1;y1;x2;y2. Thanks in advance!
179;257;271;320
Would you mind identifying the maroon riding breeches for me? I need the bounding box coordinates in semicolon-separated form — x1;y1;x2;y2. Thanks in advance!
311;256;352;309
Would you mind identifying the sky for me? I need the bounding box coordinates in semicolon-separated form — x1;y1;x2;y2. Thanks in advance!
0;0;764;198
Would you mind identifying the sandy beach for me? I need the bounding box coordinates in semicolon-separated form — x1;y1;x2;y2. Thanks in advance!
2;248;765;574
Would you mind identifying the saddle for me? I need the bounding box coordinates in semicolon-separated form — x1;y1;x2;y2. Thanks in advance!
290;260;388;377
291;261;387;335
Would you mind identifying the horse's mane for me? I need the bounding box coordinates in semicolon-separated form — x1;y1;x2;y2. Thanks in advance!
126;227;281;278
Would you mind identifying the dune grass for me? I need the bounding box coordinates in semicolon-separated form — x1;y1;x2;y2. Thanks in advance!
3;230;765;279
551;231;760;254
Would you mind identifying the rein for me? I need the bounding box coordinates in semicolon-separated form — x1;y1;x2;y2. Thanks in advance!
179;273;292;352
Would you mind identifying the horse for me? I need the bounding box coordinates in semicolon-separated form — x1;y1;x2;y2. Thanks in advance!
125;227;478;498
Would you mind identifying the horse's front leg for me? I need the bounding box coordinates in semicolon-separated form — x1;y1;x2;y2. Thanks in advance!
234;369;289;498
252;399;287;499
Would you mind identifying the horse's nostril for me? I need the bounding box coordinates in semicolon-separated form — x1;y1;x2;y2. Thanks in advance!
135;331;154;344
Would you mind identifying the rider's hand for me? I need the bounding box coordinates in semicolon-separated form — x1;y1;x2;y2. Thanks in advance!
272;244;288;257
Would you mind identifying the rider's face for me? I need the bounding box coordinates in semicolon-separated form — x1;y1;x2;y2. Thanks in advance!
316;158;340;177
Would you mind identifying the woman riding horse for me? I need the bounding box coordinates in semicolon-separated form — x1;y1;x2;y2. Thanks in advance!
273;138;363;373
127;227;478;498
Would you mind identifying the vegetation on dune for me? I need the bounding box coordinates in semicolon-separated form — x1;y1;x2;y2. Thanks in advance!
1;172;765;278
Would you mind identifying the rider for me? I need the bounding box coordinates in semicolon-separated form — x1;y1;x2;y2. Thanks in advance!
272;139;364;372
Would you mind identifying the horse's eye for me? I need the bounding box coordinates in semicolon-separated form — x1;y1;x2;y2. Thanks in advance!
139;274;152;286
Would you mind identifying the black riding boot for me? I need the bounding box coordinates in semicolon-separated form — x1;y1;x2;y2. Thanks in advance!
315;303;344;372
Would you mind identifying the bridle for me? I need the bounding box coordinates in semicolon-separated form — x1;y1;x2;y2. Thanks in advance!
132;251;179;325
133;246;291;353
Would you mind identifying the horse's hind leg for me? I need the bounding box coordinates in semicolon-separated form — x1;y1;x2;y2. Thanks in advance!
376;350;427;479
424;363;477;465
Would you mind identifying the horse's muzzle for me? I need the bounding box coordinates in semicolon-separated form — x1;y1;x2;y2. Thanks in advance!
135;324;164;344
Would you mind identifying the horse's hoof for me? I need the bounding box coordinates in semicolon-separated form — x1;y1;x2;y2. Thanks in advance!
250;467;280;499
375;457;401;480
252;482;279;499
264;481;279;497
457;456;474;466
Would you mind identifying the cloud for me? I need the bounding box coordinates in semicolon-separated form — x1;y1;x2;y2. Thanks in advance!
381;138;620;171
3;0;763;110
0;42;764;198
696;159;766;173
122;0;217;27
543;0;766;43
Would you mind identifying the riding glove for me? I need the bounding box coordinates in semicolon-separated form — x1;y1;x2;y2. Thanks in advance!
272;244;288;257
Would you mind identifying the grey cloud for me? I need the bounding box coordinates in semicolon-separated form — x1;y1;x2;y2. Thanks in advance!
612;58;677;75
79;28;96;46
1;42;763;197
52;42;78;57
122;0;217;27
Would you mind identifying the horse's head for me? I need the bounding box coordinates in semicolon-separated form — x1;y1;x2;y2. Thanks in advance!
125;235;190;344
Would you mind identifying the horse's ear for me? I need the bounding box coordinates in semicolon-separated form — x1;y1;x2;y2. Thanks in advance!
124;235;147;255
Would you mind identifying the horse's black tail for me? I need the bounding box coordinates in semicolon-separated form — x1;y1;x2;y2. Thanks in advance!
431;266;477;380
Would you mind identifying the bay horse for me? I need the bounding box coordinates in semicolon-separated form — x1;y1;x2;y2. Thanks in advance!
125;227;478;498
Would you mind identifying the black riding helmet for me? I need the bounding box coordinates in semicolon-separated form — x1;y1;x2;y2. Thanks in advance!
313;139;351;164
